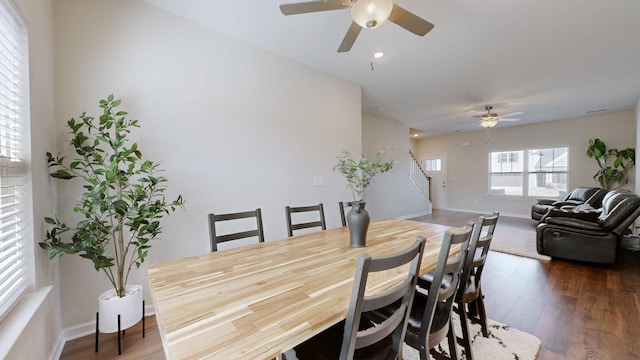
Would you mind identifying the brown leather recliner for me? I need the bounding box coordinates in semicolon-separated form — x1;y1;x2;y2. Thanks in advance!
531;187;606;221
536;189;640;264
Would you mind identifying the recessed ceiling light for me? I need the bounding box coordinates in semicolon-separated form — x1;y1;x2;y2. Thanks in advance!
373;52;384;59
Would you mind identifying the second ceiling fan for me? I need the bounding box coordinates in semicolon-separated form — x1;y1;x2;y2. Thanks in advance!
279;0;435;53
474;105;523;128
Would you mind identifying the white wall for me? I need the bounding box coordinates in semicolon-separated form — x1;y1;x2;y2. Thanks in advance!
2;0;61;359
362;114;430;219
52;0;364;333
415;110;636;217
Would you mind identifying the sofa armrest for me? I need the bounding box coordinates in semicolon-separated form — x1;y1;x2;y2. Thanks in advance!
544;216;603;231
540;207;600;223
536;198;556;205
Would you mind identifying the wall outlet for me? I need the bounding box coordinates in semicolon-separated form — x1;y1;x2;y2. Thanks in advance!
313;176;324;187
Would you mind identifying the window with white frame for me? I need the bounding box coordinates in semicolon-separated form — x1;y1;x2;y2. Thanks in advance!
424;158;441;172
0;0;28;321
489;147;568;197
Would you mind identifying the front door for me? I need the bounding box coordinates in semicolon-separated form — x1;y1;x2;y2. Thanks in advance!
422;154;447;210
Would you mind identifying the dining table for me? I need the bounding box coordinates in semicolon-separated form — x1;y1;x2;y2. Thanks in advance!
147;218;457;359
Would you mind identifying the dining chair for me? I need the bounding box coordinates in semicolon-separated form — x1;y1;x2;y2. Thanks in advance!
417;211;499;360
338;201;354;227
293;236;427;359
388;225;473;360
453;212;499;359
285;203;326;237
207;209;265;252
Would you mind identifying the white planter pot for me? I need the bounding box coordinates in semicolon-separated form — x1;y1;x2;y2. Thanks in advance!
98;284;143;333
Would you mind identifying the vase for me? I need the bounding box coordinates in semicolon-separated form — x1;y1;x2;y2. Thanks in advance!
346;201;370;247
98;284;143;333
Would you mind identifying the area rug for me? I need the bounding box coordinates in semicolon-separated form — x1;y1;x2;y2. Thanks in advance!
490;226;551;261
403;315;541;360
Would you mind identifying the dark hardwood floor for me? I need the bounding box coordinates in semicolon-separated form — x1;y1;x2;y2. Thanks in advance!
60;210;640;359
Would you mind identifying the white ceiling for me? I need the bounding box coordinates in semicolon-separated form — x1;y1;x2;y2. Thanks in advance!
143;0;640;137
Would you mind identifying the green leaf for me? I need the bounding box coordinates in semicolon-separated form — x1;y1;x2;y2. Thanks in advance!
50;170;74;180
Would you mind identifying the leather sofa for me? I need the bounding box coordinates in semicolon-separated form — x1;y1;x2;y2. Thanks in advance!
531;187;606;221
536;189;640;264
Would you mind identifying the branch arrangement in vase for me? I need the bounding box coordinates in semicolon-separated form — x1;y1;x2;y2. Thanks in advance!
39;95;184;297
333;148;397;202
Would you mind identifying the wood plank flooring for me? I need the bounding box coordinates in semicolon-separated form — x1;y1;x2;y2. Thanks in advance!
60;210;640;359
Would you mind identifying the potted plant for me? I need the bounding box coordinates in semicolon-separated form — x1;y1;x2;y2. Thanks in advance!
333;148;396;247
39;95;184;334
586;138;635;190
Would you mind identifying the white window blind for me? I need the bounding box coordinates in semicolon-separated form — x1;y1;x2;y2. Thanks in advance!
0;0;28;321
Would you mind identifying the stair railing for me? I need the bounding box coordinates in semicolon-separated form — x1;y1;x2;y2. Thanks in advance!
409;151;430;201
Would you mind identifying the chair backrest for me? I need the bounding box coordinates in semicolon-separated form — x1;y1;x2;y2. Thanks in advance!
339;201;354;227
285;203;326;237
414;226;473;348
457;211;500;303
340;237;427;360
208;209;264;252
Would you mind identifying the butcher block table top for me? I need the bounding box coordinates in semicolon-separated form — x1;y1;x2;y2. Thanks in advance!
147;218;457;359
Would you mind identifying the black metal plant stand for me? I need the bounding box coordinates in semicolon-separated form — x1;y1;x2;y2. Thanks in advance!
95;300;146;355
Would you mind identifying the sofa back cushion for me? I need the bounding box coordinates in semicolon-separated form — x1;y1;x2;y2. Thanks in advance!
566;187;600;202
598;190;640;232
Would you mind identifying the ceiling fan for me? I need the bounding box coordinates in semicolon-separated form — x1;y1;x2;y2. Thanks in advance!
474;105;523;128
279;0;435;53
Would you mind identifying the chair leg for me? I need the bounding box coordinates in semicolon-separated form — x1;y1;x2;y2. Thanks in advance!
456;302;474;360
446;320;458;360
420;345;430;360
475;292;489;338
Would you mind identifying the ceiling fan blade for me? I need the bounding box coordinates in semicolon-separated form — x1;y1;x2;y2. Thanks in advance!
279;0;349;15
499;118;521;122
338;22;362;53
388;4;434;36
500;111;524;118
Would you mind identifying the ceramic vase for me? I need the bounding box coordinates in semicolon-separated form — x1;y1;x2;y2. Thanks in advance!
347;201;370;247
98;284;143;333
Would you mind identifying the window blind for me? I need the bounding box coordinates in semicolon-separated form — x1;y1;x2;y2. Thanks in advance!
0;0;28;321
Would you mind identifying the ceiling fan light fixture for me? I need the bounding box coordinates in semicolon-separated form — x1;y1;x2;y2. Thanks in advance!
480;117;499;128
351;0;393;29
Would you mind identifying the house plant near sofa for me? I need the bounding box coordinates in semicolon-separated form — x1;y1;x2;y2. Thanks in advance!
586;138;635;191
39;95;184;334
333;149;396;247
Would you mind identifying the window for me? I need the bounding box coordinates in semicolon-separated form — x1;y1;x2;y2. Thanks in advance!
0;0;28;321
489;147;568;197
424;158;441;172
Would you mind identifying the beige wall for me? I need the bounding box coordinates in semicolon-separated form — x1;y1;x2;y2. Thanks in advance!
362;114;430;220
52;0;363;337
414;110;636;217
47;0;435;344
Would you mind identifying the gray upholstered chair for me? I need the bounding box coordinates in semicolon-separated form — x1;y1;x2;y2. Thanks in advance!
294;237;427;360
208;209;264;252
285;203;326;236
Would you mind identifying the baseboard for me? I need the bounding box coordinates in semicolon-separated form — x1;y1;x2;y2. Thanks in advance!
49;333;65;360
63;303;156;342
444;207;530;219
398;211;431;220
